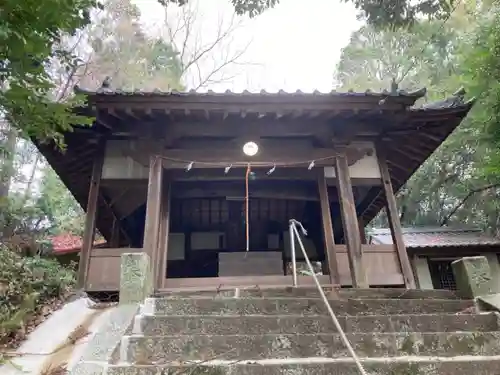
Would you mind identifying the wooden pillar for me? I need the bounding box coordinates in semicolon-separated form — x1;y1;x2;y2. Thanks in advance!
77;142;105;290
156;173;171;290
317;173;340;285
358;217;367;244
143;156;164;294
377;151;416;289
334;154;368;288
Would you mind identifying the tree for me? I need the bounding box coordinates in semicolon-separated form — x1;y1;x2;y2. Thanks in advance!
161;0;252;90
336;22;459;97
461;8;500;174
0;0;98;144
36;166;85;236
159;0;279;19
159;0;457;29
80;0;184;91
335;14;500;233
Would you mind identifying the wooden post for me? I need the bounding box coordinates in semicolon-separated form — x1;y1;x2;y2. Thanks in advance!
77;142;105;290
334;154;368;288
317;173;340;285
358;217;367;244
377;151;416;289
156;173;171;290
143;156;164;294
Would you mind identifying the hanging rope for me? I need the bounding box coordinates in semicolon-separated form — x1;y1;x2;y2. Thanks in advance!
152;154;333;255
245;163;251;252
156;154;336;168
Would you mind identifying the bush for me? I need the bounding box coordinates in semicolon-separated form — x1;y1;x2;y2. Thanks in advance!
0;245;76;340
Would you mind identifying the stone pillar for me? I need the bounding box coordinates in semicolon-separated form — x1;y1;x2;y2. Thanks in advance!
452;256;494;299
485;253;500;293
120;252;152;304
413;256;434;290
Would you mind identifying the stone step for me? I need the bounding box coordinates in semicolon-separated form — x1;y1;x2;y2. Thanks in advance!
120;332;500;363
133;313;499;336
142;297;473;316
107;357;500;375
156;287;459;300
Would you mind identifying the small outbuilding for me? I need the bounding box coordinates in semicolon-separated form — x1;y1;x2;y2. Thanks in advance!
369;227;500;290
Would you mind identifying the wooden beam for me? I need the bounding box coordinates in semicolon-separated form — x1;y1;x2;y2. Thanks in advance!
377;149;416;289
317;173;340;285
79;140;105;290
156;148;375;169
334;154;368;288
157;173;171;290
109;119;384;139
98;193;133;245
143;156;164;294
171;182;320;201
158;148;338;168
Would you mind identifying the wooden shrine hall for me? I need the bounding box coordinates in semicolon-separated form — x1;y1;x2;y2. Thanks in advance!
35;87;474;294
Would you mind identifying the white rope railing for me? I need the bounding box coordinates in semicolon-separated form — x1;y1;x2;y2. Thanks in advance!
288;219;369;375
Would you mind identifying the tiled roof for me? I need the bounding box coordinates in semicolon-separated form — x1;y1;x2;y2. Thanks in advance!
75;85;428;98
74;86;475;113
49;234;106;255
369;227;500;248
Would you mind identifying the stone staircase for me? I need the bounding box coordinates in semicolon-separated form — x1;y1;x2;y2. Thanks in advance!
104;287;500;375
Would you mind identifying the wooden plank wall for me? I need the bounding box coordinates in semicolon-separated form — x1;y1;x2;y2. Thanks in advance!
85;248;143;291
85;244;403;291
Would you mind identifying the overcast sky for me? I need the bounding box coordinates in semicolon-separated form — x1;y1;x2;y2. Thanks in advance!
133;0;361;92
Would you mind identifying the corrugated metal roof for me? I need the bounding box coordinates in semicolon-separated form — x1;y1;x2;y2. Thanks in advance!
369;227;500;248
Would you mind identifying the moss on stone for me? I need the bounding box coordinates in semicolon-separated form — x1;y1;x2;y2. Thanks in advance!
399;335;417;355
421;333;439;354
357;335;380;356
390;363;425;375
164;366;226;375
444;333;489;355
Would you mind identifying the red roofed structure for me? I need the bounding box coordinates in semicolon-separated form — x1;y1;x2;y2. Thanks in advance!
49;234;106;255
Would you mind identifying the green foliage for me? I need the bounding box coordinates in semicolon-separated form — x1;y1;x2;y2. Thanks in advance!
158;0;280;18
336;22;460;96
84;0;184;91
158;0;456;28
37;166;84;236
0;246;75;339
335;6;500;232
346;0;456;29
461;6;500;177
0;0;100;145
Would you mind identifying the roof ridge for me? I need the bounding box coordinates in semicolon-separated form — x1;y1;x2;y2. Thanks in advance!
370;226;483;234
73;85;428;98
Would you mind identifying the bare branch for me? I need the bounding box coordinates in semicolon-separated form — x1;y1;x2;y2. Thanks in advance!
193;40;251;90
440;183;500;226
161;0;253;90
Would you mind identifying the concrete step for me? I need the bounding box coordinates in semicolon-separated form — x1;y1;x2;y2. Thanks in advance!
107;357;500;375
142;297;473;316
156;287;460;300
133;313;499;336
120;331;500;363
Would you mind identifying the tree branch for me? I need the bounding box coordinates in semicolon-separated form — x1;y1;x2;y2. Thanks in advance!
440;183;500;226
